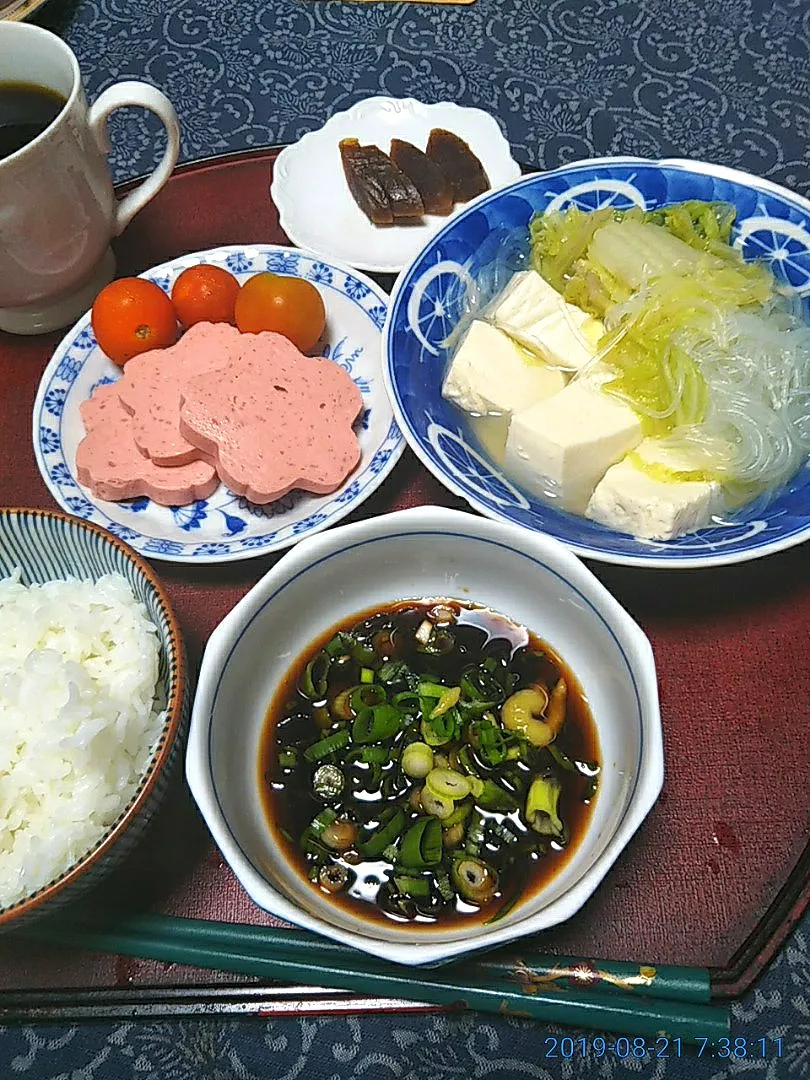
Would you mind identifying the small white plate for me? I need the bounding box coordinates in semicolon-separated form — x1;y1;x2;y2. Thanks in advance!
33;244;405;565
271;97;522;275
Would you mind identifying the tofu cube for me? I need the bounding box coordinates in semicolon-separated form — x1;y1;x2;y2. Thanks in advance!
504;381;642;514
586;449;722;541
442;319;568;417
490;270;602;372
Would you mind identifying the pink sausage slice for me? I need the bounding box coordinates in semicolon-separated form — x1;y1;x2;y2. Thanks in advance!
76;384;219;506
116;321;246;465
179;336;363;504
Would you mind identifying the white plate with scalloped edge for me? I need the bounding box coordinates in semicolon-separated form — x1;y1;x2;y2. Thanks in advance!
271;97;523;275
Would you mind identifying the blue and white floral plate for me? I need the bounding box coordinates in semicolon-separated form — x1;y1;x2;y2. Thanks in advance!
34;244;404;564
383;157;810;570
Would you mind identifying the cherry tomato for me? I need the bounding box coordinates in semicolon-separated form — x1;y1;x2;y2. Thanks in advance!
171;263;240;328
91;278;178;367
233;273;326;352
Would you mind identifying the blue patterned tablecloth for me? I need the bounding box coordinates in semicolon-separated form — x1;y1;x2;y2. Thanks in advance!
3;0;809;1075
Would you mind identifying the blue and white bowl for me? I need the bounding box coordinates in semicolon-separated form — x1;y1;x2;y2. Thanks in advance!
383;157;810;569
0;508;188;930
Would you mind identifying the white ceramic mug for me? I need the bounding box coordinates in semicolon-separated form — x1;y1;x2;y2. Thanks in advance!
0;23;180;335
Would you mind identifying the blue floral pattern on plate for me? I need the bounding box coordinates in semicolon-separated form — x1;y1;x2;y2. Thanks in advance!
384;158;810;569
33;244;404;564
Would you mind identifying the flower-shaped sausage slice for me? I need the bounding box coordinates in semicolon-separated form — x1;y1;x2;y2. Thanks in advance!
117;321;246;465
76;384;219;506
179;333;364;504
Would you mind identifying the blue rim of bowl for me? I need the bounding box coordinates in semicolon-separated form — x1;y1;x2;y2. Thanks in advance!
382;156;810;570
0;507;187;926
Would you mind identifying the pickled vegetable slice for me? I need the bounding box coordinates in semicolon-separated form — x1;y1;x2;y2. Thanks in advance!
390;138;454;215
339;138;424;225
425;128;489;202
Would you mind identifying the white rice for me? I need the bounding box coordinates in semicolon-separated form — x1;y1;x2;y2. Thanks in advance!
0;571;165;910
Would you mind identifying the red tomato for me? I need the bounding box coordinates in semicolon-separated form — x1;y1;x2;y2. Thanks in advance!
233;273;326;352
171;264;240;328
91;278;177;366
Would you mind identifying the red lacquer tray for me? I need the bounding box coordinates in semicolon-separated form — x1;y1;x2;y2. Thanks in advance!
1;148;809;1020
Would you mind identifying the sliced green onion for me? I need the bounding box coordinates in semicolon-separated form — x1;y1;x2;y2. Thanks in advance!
392;690;421;714
451;856;499;904
460;668;505;705
525;775;564;838
360;807;406;857
399;817;443;868
420;706;459;747
300;651;330;700
468;776;484;799
393;874;431;898
426;767;471;801
352;703;402;744
486;886;522;925
331;688;355;721
548;743;578;771
456;746;480;777
465;810;486;856
278;748;298;769
401;741;434;779
323;632;354;658
441;799;473;827
350;684;387;711
309;808;338;836
313;704;331;730
435;870;455;902
358;745;390;764
378;660;407;684
487;818;521;846
360;667;375;684
313;763;344;799
417;680;448;699
420;789;455;820
319;863;351;893
472;720;508;766
303;729;350;762
475;778;519;813
382;841;400;863
351;640;377;665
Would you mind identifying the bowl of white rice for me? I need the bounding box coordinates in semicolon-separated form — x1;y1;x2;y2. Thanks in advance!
0;508;187;929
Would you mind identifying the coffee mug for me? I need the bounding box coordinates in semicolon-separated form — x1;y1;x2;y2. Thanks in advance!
0;22;180;335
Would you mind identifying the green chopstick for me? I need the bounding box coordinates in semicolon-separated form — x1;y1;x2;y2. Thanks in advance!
22;914;727;1043
48;913;710;1004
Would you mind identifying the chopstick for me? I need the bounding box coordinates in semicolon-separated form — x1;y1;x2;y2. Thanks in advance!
22;913;728;1043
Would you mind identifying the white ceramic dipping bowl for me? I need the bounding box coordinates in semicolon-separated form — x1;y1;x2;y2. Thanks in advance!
187;505;663;966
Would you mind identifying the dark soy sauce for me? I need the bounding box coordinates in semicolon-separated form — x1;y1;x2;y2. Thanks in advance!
259;599;601;929
0;82;67;161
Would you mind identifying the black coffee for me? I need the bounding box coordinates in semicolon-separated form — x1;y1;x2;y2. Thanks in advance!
0;81;67;161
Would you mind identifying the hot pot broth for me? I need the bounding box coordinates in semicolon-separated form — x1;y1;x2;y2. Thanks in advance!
260;599;600;927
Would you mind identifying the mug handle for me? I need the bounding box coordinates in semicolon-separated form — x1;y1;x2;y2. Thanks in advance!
87;81;181;236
